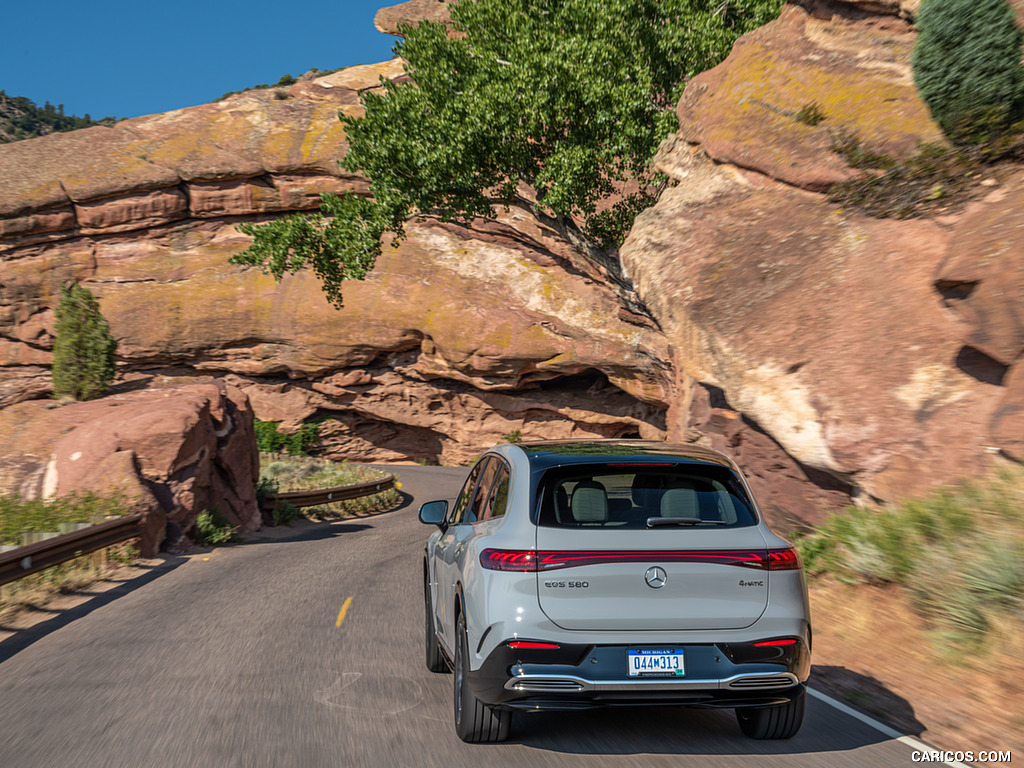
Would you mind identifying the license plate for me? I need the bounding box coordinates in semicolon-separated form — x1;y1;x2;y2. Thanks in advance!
627;648;685;677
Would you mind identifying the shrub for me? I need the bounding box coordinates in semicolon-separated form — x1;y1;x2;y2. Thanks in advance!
912;0;1024;140
255;475;279;510
51;282;117;401
828;132;983;218
794;102;826;126
799;468;1024;652
254;419;321;455
196;509;237;545
271;500;301;526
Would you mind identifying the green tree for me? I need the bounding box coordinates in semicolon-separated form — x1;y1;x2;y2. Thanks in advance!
51;282;118;401
912;0;1024;139
232;0;782;306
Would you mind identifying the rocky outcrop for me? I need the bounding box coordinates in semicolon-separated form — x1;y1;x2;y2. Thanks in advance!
622;0;1019;501
375;0;451;35
12;0;1021;529
0;378;259;555
675;2;943;192
937;181;1024;463
0;46;850;530
0;62;672;461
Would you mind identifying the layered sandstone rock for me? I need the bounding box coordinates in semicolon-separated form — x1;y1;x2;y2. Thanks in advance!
0;61;673;463
937;178;1024;463
675;2;943;192
622;0;1019;501
16;0;1017;528
0;47;850;529
375;0;451;35
0;378;259;555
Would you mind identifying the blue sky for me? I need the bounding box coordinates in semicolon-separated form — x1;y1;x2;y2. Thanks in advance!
2;0;400;119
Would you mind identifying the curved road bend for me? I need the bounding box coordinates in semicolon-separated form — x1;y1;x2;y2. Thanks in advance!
0;466;928;768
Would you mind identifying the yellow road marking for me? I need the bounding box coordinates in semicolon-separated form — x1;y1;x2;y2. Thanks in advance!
335;596;353;628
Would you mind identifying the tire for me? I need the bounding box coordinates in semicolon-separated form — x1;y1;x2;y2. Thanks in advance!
736;686;805;739
424;564;447;673
453;613;511;743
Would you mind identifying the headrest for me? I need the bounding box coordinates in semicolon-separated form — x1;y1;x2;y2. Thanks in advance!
571;481;608;523
660;487;700;518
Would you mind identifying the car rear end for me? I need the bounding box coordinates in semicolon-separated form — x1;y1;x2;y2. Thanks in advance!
468;442;810;725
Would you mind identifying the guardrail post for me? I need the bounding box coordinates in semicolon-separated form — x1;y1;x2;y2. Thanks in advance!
90;516;107;569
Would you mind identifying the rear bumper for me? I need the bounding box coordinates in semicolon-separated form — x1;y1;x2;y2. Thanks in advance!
468;638;810;711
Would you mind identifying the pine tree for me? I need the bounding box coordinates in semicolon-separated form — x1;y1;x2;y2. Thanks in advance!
51;282;117;401
912;0;1024;139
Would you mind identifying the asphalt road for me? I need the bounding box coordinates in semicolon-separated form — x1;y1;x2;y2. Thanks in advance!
0;466;931;768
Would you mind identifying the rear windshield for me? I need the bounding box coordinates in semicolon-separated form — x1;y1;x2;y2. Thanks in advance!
536;464;758;529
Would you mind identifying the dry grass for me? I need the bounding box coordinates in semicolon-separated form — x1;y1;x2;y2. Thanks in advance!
0;491;130;546
794;466;1024;654
810;579;1024;752
258;454;401;522
800;468;1024;750
0;543;137;623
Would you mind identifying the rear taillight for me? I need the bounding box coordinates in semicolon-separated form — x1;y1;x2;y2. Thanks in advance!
480;548;802;571
765;548;802;570
479;549;539;571
507;641;560;650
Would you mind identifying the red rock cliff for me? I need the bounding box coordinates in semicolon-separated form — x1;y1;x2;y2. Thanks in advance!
622;0;1024;503
12;0;1015;528
0;61;674;466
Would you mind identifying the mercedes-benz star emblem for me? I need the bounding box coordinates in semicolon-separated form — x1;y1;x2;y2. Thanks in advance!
644;566;667;589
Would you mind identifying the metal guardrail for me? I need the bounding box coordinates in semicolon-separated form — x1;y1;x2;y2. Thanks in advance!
0;514;144;588
260;474;396;511
0;475;396;587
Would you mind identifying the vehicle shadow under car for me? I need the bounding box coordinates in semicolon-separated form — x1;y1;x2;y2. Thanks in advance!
500;697;893;756
397;674;914;762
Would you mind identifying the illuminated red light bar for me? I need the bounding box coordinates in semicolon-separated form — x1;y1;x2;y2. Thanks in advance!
480;549;538;571
765;548;802;570
480;548;803;571
753;639;799;647
507;641;561;650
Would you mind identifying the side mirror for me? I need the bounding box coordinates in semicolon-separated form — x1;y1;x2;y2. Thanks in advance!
418;500;448;529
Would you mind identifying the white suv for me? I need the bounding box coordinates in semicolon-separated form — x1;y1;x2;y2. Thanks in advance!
419;440;811;743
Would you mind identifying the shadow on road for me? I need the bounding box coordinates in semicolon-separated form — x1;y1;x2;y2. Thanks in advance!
499;698;893;756
0;557;186;664
400;668;918;760
391;490;415;513
252;521;375;544
811;664;927;737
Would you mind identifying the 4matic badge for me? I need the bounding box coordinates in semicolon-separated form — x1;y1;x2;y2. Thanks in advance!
738;579;765;587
